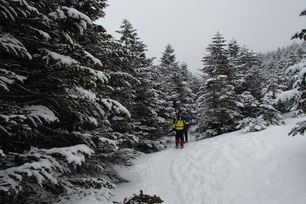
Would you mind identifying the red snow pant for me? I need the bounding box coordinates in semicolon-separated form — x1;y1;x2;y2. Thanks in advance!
175;130;184;147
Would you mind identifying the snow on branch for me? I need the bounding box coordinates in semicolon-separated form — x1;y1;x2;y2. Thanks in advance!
275;89;301;104
79;66;108;83
73;87;97;101
289;120;306;136
43;49;79;66
99;137;118;151
44;144;94;166
29;27;51;41
0;0;39;20
54;177;115;204
275;61;305;105
11;0;38;14
49;6;92;35
237;116;268;133
0;68;27;91
0;33;32;59
0;105;58;136
0;113;28;136
83;50;103;66
286;60;306;75
0;149;5;157
101;99;131;118
0;145;93;194
64;7;91;24
0;0;18;20
23;105;59;126
109;71;141;87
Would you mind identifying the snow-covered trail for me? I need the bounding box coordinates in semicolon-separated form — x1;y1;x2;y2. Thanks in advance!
113;117;306;204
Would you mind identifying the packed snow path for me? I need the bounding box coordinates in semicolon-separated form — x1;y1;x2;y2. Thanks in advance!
113;118;306;204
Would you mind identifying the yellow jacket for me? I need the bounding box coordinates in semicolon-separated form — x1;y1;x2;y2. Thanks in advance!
173;116;189;130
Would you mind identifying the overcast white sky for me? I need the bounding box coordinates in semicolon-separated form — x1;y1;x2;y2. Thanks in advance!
96;0;305;74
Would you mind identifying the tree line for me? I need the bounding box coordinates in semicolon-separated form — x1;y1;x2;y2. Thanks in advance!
196;32;305;138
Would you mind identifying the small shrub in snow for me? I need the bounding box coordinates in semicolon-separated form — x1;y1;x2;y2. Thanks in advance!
258;104;284;125
136;138;168;153
237;116;268;133
114;190;164;204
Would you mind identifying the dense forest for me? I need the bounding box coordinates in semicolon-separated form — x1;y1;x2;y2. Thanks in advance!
0;1;305;203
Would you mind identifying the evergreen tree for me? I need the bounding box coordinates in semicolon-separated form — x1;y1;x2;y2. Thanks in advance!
158;44;178;118
178;62;197;117
160;44;178;67
276;58;306;135
132;64;172;152
284;8;306;136
197;32;241;137
155;44;197;133
292;9;306;41
234;45;284;131
0;1;140;203
116;19;148;65
228;39;240;58
115;20;168;152
115;19;150;82
190;74;204;124
287;50;300;67
148;65;175;133
236;47;263;98
261;58;288;106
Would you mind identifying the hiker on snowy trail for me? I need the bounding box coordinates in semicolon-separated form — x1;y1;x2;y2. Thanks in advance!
173;110;189;148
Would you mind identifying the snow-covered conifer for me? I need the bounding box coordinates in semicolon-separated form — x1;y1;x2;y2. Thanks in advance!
197;32;241;137
276;59;306;135
157;44;179;119
0;0;141;203
275;9;306;135
116;19;148;67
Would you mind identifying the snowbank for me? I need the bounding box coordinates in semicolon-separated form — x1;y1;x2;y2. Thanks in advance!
113;117;306;204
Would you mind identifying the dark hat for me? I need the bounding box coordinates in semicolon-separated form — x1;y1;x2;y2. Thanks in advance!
177;110;183;114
